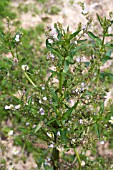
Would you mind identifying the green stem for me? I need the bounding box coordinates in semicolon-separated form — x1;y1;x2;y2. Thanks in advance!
9;46;15;59
52;146;59;170
59;72;63;95
24;71;37;88
74;148;81;170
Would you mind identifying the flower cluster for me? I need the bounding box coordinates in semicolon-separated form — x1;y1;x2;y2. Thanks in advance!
5;104;21;110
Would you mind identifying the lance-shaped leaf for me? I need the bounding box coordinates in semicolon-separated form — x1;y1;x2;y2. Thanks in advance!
63;60;69;73
69;30;81;40
94;122;100;139
60;128;67;145
46;39;63;60
35;121;44;133
96;14;103;27
101;50;113;64
88;31;102;45
62;100;79;120
70;44;92;56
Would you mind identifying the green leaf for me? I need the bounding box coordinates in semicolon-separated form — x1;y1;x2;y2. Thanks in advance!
105;34;113;37
69;30;81;40
63;60;69;73
88;31;102;44
62;101;79;120
84;62;90;67
106;50;112;57
65;55;73;62
94;123;100;139
60;128;67;145
96;14;103;27
4;58;12;65
111;20;113;24
28;96;32;105
54;23;62;40
100;72;113;82
105;43;113;49
99;102;104;116
70;44;92;56
35;121;44;133
46;39;63;60
50;88;58;102
0;31;4;39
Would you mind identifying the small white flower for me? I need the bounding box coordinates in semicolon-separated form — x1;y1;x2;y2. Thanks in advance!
76;58;81;62
39;100;42;103
15;104;21;110
57;131;60;136
108;27;112;34
109;116;113;124
71;138;76;144
82;26;86;30
5;105;10;110
26;122;29;126
50;53;55;60
48;39;53;44
47;132;53;138
43;97;47;101
81;82;85;87
100;141;105;145
82;8;88;15
79;119;83;124
9;104;14;109
5;104;14;110
81;160;85;166
50;26;58;40
49;143;54;148
42;86;45;90
32;124;36;128
8;165;14;170
21;65;29;71
39;108;45;115
8;130;14;136
15;34;20;42
12;147;19;155
50;66;56;71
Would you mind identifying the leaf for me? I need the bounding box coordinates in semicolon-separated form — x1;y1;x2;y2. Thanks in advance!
4;58;12;65
84;62;90;67
54;23;62;40
99;102;104;116
0;31;4;39
69;30;81;40
111;20;113;24
88;31;102;44
106;50;112;57
35;121;44;133
102;49;113;63
100;72;113;82
62;100;79;120
94;123;100;139
28;96;32;105
46;39;63;60
63;60;69;73
70;44;92;56
96;14;103;27
50;88;58;102
105;34;113;37
105;43;113;49
60;128;67;145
